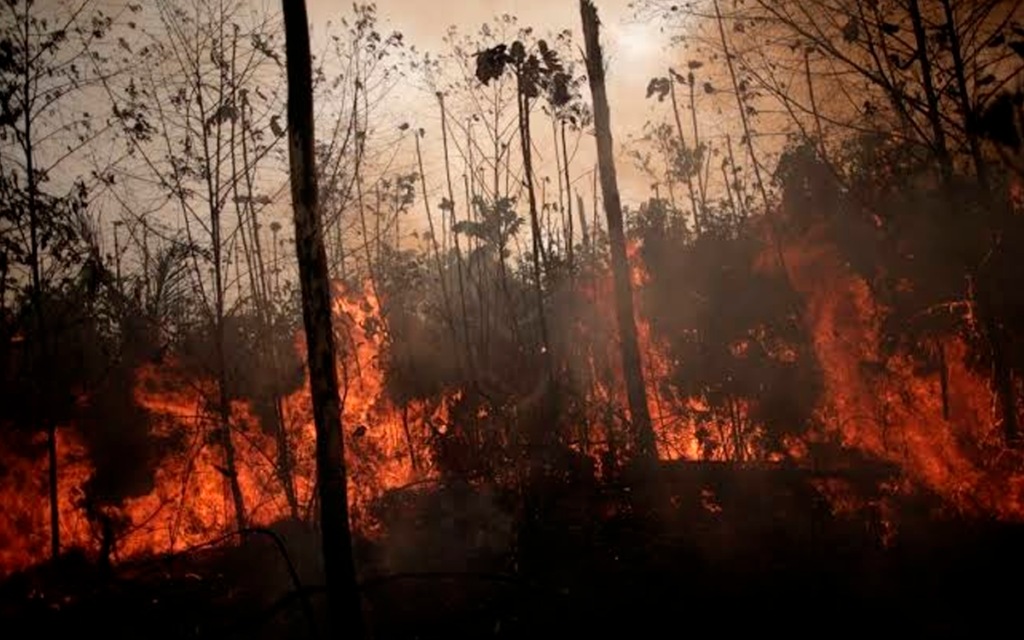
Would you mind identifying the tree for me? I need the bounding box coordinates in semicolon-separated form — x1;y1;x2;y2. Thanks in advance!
282;0;364;636
475;34;576;378
103;0;297;529
636;0;1024;447
0;0;119;560
580;0;656;462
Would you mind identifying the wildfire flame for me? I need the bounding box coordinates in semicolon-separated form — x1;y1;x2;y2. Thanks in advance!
0;281;452;577
2;231;1023;578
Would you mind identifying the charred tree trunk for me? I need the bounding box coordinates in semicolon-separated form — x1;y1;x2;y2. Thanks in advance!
210;166;247;534
23;42;59;559
939;0;989;190
713;0;783;268
581;0;656;461
987;317;1020;446
415;131;463;371
668;76;701;235
517;74;554;377
214;328;247;533
576;191;589;254
561;121;575;278
907;0;953;186
192;12;247;533
0;248;8;318
439;93;476;379
282;1;364;636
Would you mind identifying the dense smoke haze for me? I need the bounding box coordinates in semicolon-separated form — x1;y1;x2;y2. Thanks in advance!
2;0;1024;637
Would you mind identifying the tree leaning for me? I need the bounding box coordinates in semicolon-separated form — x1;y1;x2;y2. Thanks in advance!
281;0;365;636
580;0;657;462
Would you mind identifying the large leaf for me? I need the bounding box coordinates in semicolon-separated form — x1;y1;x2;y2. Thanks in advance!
474;44;509;85
646;77;671;102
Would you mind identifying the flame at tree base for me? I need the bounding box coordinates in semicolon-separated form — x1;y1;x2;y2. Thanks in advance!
0;281;453;578
2;242;1023;579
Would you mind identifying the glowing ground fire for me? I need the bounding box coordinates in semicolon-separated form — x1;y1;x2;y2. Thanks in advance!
3;239;1021;579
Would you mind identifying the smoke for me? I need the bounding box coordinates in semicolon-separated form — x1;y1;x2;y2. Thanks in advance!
370;480;515;575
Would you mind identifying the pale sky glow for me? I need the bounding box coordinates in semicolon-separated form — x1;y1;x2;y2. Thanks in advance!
308;0;674;206
608;20;661;64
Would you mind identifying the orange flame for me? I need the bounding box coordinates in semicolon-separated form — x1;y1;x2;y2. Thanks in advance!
0;280;451;577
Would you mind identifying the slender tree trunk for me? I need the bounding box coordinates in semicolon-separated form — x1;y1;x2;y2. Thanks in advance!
687;71;708;211
983;312;1020;445
439;93;475;378
668;75;702;236
935;0;1012;441
804;49;827;163
416;132;463;369
209;156;247;532
725;134;746;221
355;160;382;307
576;191;589;254
939;0;989;190
229;35;297;518
191;26;247;533
516;73;554;377
216;333;247;532
714;0;795;295
30;157;60;565
282;2;364;635
22;38;60;558
592;167;599;249
375;185;382;272
0;248;8;318
561;121;575;278
241;99;272;308
908;0;953;186
714;1;767;211
272;397;299;518
230;31;260;312
722;162;739;228
553;118;565;251
581;0;656;461
213;257;247;533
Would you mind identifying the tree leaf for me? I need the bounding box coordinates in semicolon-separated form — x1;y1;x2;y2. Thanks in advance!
474;44;509;85
646;77;671;102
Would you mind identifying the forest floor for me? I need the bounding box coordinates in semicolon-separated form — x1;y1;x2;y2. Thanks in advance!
2;460;1022;638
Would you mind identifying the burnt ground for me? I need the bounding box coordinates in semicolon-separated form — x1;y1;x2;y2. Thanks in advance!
2;461;1022;639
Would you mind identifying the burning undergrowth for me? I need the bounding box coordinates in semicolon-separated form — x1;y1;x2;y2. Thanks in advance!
2;147;1024;589
0;280;458;577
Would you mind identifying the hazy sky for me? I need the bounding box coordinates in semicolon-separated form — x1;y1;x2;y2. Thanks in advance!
306;0;676;204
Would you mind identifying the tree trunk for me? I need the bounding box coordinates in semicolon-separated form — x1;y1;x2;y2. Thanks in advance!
907;0;953;186
669;71;701;235
576;191;589;255
23;40;59;559
580;0;656;461
516;75;554;377
439;93;476;379
282;1;364;636
415;132;463;370
985;315;1019;446
939;0;989;190
211;182;247;535
193;18;247;533
561;121;575;278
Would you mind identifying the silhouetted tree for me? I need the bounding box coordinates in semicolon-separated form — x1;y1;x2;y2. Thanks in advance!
282;0;364;636
581;0;656;462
